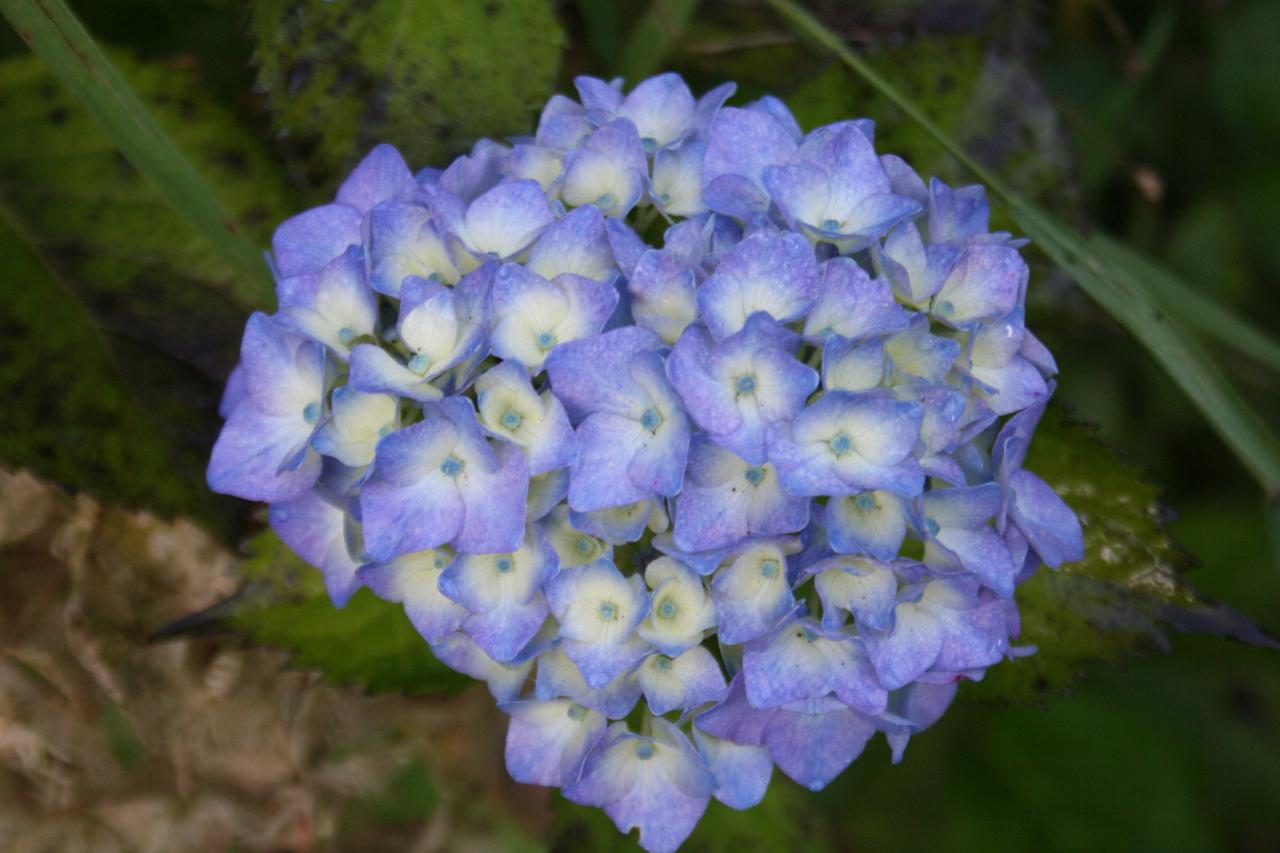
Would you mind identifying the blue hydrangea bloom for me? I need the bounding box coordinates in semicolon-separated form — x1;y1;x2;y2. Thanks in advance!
208;72;1085;852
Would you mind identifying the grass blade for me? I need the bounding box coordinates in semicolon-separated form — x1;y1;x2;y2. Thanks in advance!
1;0;273;305
763;0;1280;498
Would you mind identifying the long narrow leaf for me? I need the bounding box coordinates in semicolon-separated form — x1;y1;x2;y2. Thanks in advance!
1;0;273;307
763;0;1280;498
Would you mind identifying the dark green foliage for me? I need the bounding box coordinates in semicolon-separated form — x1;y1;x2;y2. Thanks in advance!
973;408;1274;703
0;50;297;528
230;531;470;695
251;0;566;191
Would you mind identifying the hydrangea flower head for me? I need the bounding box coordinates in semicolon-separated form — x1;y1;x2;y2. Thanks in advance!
208;74;1084;852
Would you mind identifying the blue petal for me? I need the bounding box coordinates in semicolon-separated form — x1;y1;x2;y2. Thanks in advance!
627;249;699;344
1007;469;1085;568
431;630;533;700
697;231;820;339
335;143;418;213
639;646;728;714
674;436;809;552
461;179;556;260
207;402;320;502
618;73;697;148
561;119;648;218
356;549;465;643
811;555;899;630
366;201;459;296
692;727;772;810
803;257;908;342
826;491;908;561
347;344;444;402
534;645;643;718
711;544;796;645
703;107;798;218
269;489;360;607
545;325;665;421
527;203;617;282
931;244;1026;327
564;719;715;853
763;700;874;791
501;699;608;786
271;204;361;277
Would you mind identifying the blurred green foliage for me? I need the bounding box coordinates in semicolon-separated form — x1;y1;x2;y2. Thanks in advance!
1;0;1278;849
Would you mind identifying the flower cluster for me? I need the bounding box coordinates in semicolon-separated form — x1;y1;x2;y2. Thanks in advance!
209;73;1084;852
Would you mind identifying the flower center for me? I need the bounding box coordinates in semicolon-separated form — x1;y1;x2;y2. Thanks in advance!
925;517;941;537
599;602;618;621
635;741;656;760
501;409;523;430
855;493;877;512
378;424;394;438
821;218;841;232
567;703;587;721
535;331;556;350
596;192;616;210
735;374;757;395
440;455;465;477
338;326;356;345
495;556;514;574
744;466;766;486
935;300;955;317
657;599;677;620
576;537;595;555
761;558;779;579
830;432;854;457
408;353;433;375
653;655;673;672
640;407;664;432
642;137;659;154
302;402;321;424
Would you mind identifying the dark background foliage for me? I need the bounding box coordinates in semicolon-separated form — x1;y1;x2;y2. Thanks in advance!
0;0;1277;850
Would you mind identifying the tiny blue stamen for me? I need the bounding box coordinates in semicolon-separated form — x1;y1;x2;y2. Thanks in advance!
338;326;356;345
642;137;659;154
657;599;677;620
640;407;663;431
535;331;556;350
802;626;820;642
302;402;321;424
501;410;523;430
567;703;587;721
433;556;445;569
817;325;835;338
599;602;618;621
935;300;955;317
440;455;464;477
761;559;779;579
830;433;854;456
378;424;394;439
576;537;594;555
735;374;757;395
925;518;941;537
744;466;766;486
821;218;841;232
653;655;672;672
855;493;877;512
635;741;656;760
596;192;616;210
408;353;433;375
495;556;514;574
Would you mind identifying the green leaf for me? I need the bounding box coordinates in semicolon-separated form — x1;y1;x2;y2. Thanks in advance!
616;0;700;83
0;0;274;303
970;408;1276;704
250;0;565;190
229;532;470;695
762;0;1280;498
0;214;221;522
0;51;296;526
